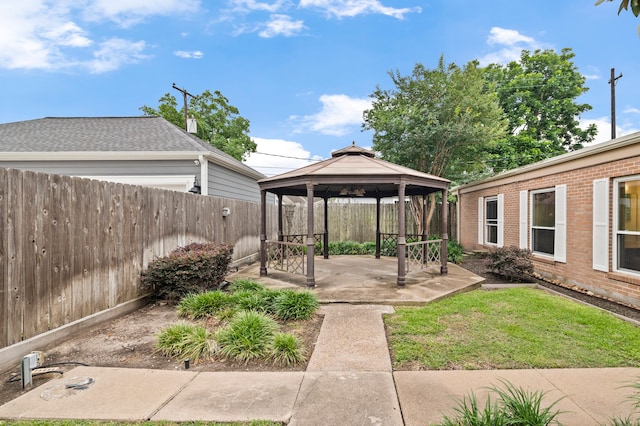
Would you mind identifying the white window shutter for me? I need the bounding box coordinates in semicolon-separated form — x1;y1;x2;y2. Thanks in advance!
497;194;504;247
478;197;484;245
519;190;528;249
592;178;609;271
554;184;567;263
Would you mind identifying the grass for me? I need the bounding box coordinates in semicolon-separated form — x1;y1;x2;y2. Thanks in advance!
385;287;640;370
156;322;216;361
216;311;279;363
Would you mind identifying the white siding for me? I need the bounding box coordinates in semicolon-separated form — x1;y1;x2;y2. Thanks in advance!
593;178;609;271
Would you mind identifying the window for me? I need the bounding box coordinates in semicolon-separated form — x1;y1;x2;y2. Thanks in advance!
614;176;640;275
485;197;498;244
531;189;556;256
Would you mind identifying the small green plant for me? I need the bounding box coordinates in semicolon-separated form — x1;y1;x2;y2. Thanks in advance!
269;332;305;366
233;290;273;313
273;290;319;320
229;279;265;293
156;322;216;361
141;242;233;301
216;311;278;363
610;380;640;425
440;380;564;426
447;240;465;264
178;290;236;318
484;246;534;281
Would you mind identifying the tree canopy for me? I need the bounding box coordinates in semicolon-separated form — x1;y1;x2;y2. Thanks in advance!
482;48;596;171
596;0;640;17
363;56;507;184
140;90;256;161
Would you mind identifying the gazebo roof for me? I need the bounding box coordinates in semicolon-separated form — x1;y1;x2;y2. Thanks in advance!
258;143;450;198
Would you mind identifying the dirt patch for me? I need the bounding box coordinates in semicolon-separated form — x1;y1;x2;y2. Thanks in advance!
0;302;323;407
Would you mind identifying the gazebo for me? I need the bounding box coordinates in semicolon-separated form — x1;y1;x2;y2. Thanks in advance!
258;143;450;287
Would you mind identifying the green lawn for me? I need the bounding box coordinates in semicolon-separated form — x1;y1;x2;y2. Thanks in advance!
384;287;640;370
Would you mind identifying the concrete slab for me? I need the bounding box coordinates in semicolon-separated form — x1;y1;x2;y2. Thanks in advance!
227;255;483;305
0;366;197;421
152;371;304;423
394;369;640;426
307;304;394;372
289;371;403;426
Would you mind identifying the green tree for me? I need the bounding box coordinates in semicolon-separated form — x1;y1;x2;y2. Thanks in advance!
140;90;256;161
482;48;597;171
363;56;507;231
596;0;640;17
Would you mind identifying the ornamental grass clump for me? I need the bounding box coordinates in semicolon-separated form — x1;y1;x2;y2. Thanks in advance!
216;311;278;363
269;332;305;366
273;290;319;321
228;279;265;293
156;322;216;361
178;290;236;319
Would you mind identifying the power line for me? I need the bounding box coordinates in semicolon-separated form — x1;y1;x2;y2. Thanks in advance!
252;151;324;161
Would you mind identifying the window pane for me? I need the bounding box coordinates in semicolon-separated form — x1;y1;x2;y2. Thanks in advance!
533;191;555;227
618;180;640;232
486;199;498;220
618;234;640;272
487;225;497;244
533;228;554;255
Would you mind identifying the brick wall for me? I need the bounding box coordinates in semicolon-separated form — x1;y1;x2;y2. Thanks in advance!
457;141;640;308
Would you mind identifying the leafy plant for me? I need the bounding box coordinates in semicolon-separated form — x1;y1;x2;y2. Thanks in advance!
447;240;465;264
178;291;236;319
269;332;305;366
228;279;265;293
141;242;233;301
156;322;216;361
216;311;278;363
232;290;273;313
484;246;533;281
440;380;564;426
273;290;319;321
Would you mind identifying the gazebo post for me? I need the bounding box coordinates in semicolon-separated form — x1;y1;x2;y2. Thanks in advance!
306;183;316;287
260;189;267;276
441;188;449;275
277;195;283;242
422;195;427;265
375;196;381;259
323;197;329;259
397;181;406;287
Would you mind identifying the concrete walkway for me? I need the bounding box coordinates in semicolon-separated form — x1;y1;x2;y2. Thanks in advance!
1;303;639;424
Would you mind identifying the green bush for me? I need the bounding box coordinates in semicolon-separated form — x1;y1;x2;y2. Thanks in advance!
233;290;274;313
273;290;319;321
156;322;216;361
178;291;236;319
447;240;465;264
216;311;278;363
141;242;233;301
269;332;305;366
484;246;534;281
229;278;265;293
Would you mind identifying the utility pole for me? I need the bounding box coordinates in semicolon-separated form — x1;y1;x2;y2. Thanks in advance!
608;68;623;140
172;83;198;131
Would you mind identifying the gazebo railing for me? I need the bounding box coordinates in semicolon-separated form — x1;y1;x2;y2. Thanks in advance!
267;240;306;275
283;233;324;245
406;239;442;273
379;233;422;256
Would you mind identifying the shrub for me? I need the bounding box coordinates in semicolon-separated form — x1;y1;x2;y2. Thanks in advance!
484;246;533;282
156;322;216;361
273;290;319;321
233;290;273;313
216;311;279;363
141;242;233;301
269;332;305;366
178;291;236;319
447;240;465;264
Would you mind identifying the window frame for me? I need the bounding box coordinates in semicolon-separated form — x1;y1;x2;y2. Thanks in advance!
485;196;498;245
530;187;556;258
613;174;640;277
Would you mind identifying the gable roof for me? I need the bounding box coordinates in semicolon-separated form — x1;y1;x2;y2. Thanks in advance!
0;116;263;179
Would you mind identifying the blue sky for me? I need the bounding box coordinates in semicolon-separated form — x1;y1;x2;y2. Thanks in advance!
1;1;638;176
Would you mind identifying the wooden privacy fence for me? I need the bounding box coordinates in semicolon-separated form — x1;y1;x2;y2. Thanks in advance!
0;168;276;350
284;201;458;243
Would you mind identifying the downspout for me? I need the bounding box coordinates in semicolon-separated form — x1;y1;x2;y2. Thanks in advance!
198;155;208;195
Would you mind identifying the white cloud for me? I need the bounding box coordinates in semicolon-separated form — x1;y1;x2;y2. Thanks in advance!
292;94;371;136
624;107;640;114
86;38;149;73
85;0;201;27
244;137;321;176
259;14;306;37
299;0;420;19
478;27;547;66
174;50;204;59
581;116;640;145
228;0;290;13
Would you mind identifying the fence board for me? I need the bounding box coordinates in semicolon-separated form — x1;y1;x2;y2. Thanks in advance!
0;170;7;347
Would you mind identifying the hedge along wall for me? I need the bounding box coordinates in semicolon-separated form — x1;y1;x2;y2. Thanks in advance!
0;168;277;350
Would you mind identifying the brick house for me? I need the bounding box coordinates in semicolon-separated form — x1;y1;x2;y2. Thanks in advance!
454;131;640;308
